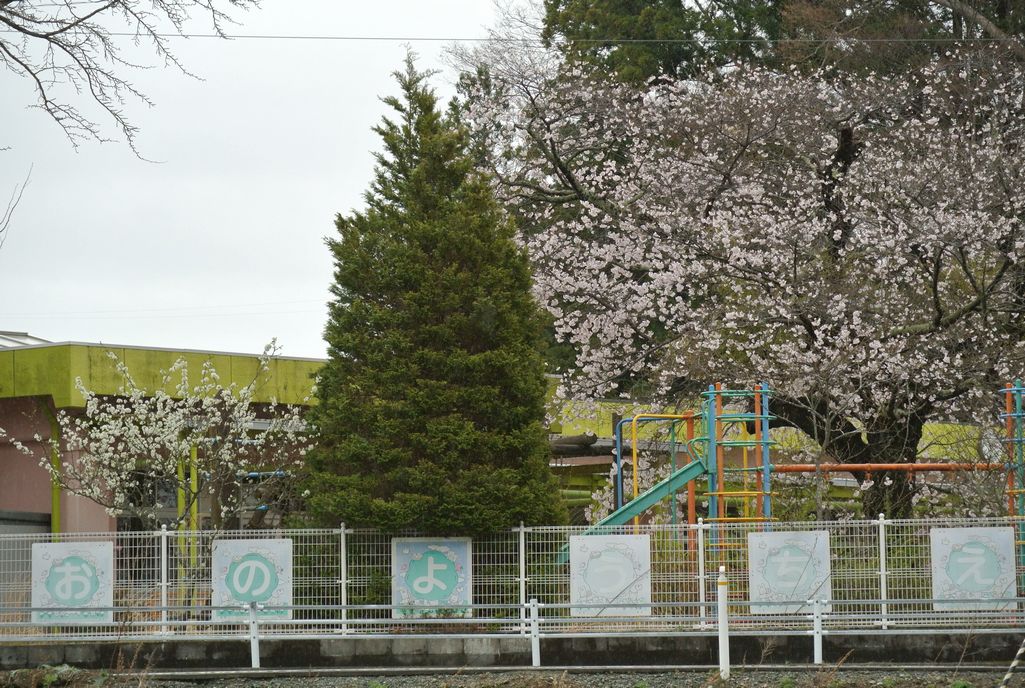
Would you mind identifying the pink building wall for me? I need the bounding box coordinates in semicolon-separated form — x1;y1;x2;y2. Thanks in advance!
0;397;113;533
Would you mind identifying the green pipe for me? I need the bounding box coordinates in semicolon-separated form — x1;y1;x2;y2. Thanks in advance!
189;445;199;567
37;400;62;535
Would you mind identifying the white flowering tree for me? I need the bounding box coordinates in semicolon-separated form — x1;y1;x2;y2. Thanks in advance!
34;345;314;531
462;45;1025;517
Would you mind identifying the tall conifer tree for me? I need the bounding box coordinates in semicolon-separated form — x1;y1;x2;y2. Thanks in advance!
307;59;565;535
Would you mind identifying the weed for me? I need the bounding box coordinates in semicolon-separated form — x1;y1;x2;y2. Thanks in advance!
778;676;797;688
950;681;973;688
811;649;853;688
6;665;97;688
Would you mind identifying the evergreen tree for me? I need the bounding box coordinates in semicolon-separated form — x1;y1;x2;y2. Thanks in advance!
542;0;784;83
542;0;1025;82
307;58;566;535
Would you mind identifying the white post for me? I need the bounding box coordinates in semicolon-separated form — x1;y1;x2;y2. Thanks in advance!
518;522;527;636
812;598;823;665
717;565;729;680
698;519;707;628
159;525;169;635
877;513;888;630
247;602;261;669
529;598;541;667
339;523;348;635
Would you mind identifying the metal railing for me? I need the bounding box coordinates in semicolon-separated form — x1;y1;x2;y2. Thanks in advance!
1;516;1022;648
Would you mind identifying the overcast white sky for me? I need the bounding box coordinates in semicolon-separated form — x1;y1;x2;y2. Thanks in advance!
0;1;499;359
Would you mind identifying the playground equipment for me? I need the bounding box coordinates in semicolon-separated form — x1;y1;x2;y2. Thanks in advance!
587;383;773;534
583;381;1025;536
1001;381;1025;565
1003;380;1025;519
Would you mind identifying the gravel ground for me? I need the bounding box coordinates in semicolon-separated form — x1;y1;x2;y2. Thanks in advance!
115;668;1019;688
6;667;1021;688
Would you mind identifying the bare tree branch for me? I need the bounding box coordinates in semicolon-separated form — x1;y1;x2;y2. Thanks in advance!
0;165;31;252
0;0;257;153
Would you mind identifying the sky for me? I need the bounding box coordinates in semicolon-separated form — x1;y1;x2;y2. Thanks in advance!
0;1;499;360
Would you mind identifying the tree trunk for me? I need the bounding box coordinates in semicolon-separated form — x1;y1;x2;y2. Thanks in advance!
856;412;926;518
860;470;915;518
768;393;927;519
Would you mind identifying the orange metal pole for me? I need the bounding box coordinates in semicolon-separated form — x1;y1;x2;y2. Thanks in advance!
773;463;1005;473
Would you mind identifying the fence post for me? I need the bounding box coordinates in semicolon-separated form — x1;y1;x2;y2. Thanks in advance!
159;525;169;635
518;522;527;636
247;602;261;669
698;519;707;627
529;598;541;667
717;566;729;680
812;598;823;665
339;522;348;635
877;513;889;630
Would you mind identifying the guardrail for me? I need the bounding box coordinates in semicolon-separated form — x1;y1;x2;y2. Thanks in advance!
2;587;1023;674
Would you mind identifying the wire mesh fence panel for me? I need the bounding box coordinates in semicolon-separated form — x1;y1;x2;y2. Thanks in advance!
523;526;572;614
344;528;397;632
0;530;163;639
701;519;883;631
884;516;1024;628
1;517;1023;640
523;524;703;633
468;531;520;621
345;529;522;631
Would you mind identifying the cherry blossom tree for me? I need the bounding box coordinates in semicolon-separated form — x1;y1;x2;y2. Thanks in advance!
22;344;314;530
462;46;1025;517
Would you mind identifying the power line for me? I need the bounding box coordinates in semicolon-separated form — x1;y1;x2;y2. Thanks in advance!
0;298;326;319
2;309;323;321
0;26;1022;45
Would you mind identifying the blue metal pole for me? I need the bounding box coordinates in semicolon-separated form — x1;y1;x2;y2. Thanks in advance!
706;385;718;526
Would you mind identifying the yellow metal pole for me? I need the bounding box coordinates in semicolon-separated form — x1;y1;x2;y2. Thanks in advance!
741;428;750;520
629;413;697;531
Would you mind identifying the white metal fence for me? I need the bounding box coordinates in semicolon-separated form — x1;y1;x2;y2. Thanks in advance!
1;517;1023;643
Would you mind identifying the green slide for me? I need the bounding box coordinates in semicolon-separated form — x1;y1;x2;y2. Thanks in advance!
582;459;706;534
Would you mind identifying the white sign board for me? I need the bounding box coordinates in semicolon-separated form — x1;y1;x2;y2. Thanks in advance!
930;527;1017;610
569;534;652;617
391;538;472;618
32;542;114;624
748;531;832;614
212;539;293;620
